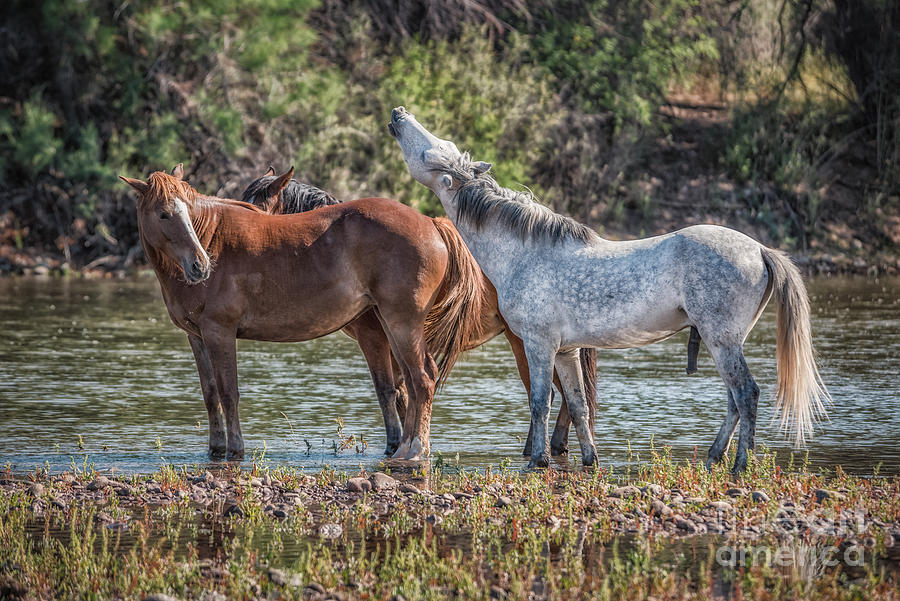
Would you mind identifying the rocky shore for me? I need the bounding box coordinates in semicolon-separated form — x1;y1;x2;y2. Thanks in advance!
1;458;898;600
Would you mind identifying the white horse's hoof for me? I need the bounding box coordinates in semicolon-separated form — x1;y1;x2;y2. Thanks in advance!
527;455;550;469
404;437;426;460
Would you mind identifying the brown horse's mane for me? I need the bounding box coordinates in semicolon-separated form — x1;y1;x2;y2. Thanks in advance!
140;171;265;280
143;172;196;211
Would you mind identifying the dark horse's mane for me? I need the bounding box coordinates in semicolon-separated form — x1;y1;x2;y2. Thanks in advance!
240;175;342;213
430;153;597;245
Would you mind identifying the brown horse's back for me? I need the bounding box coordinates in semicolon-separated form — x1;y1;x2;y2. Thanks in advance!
178;197;447;343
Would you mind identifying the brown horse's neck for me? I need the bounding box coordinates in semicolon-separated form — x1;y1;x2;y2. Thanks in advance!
189;197;224;258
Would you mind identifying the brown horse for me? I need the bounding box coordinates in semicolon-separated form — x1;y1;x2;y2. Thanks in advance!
241;168;598;456
120;164;483;460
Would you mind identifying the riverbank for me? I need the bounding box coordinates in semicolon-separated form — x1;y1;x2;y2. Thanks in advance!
2;451;898;600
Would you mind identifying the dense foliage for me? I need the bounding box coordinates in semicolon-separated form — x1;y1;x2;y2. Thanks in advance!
0;0;897;269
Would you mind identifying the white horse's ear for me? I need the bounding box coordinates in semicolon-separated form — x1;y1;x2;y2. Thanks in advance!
439;174;454;190
472;161;492;175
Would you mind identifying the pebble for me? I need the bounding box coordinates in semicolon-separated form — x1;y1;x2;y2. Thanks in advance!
645;484;665;497
725;487;747;498
370;472;398;490
709;501;733;512
268;568;288;586
223;505;243;518
27;482;44;497
609;485;640;498
814;488;847;504
489;585;507;599
495;496;513;508
751;490;770;503
399;483;421;494
305;582;326;595
346;477;372;493
650;499;673;516
143;595;182;601
425;514;443;525
87;476;109;491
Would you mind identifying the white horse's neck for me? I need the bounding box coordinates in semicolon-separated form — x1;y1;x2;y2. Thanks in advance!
434;187;530;285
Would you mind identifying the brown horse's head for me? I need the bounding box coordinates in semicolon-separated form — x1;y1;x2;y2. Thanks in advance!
120;164;211;284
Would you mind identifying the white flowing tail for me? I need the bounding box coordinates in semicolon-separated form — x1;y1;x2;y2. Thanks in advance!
762;248;831;446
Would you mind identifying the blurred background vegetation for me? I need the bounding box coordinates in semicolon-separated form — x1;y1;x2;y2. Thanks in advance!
0;0;897;273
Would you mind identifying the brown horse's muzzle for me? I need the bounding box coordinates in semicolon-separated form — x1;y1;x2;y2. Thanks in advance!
182;255;211;284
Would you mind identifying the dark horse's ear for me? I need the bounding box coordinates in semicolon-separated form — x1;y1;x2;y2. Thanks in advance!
266;166;294;199
119;175;149;196
171;163;184;180
265;166;276;177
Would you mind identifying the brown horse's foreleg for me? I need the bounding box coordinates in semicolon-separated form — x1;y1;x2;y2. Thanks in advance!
345;312;404;455
505;327;571;456
188;334;227;458
202;328;244;460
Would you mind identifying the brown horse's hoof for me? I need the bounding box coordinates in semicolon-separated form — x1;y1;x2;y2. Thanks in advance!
384;442;400;456
208;447;227;460
226;449;245;461
550;444;569;456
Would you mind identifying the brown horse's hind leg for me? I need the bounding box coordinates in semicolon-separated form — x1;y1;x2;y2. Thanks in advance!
188;334;227;458
344;312;404;455
378;314;437;461
389;354;408;422
201;328;244;460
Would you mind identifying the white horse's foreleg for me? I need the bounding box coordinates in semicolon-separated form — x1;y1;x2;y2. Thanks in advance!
708;344;760;473
524;342;556;468
553;350;597;466
706;391;739;470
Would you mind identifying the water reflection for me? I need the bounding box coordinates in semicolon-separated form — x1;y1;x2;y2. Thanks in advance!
0;275;898;475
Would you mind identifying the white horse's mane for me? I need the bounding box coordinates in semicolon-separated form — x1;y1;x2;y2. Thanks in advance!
432;153;597;245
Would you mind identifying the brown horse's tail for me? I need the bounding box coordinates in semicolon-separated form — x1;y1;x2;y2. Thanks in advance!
580;347;597;430
426;217;485;387
761;248;831;446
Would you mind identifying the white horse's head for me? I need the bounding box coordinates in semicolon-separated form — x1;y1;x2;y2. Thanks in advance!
388;107;491;207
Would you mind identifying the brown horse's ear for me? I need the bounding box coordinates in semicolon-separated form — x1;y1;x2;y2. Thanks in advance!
119;175;149;195
265;166;276;177
266;166;294;199
171;163;184;180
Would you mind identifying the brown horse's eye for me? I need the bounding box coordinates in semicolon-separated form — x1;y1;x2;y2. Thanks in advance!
159;212;171;220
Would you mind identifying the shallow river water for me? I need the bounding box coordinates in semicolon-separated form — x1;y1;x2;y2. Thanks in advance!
1;275;898;475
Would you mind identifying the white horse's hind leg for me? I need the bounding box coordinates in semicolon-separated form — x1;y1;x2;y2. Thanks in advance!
707;343;760;473
706;391;739;470
554;350;597;466
524;342;556;468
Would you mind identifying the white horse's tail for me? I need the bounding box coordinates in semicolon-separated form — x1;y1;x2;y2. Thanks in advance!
761;248;831;446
